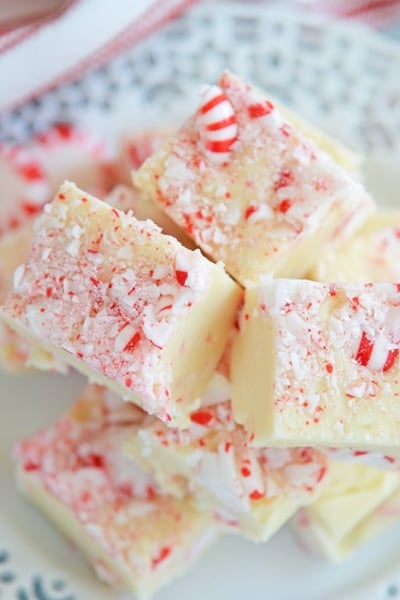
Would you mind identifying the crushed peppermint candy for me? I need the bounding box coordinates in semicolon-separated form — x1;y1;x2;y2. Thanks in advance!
1;181;240;426
134;70;374;286
15;384;219;596
125;372;329;541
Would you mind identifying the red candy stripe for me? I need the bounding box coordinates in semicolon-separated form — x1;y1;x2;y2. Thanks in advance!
196;85;238;164
206;114;237;131
354;331;374;367
383;348;399;372
199;92;226;115
247;100;274;119
354;330;399;372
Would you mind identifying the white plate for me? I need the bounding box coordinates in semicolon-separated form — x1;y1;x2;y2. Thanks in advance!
1;3;400;599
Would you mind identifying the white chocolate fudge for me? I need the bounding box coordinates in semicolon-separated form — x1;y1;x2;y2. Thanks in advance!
133;70;374;286
324;446;400;471
0;225;34;370
231;279;400;449
300;462;399;541
124;372;330;541
307;211;400;466
345;484;400;553
0;186;141;373
274;99;362;176
0;225;34;297
293;462;400;560
106;183;195;249
310;211;400;282
14;384;219;599
0;224;67;373
1;181;241;425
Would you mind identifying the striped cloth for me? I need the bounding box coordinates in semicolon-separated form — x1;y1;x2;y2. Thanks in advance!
0;0;198;114
300;0;400;29
0;0;398;115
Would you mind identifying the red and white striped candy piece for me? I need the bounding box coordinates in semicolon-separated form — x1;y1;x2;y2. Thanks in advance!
32;123;113;197
0;144;49;237
354;329;399;372
196;85;238;164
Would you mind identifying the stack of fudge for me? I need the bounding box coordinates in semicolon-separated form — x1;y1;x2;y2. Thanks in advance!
2;70;400;598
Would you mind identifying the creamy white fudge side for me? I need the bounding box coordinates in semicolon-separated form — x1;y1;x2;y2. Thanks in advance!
310;211;400;283
1;181;241;426
231;279;400;449
306;211;400;466
0;224;67;373
15;384;219;599
293;462;400;561
133;70;374;286
124;372;330;541
345;484;400;553
0;224;35;371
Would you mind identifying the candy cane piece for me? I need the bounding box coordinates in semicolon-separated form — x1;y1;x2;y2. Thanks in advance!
354;330;399;372
196;85;238;164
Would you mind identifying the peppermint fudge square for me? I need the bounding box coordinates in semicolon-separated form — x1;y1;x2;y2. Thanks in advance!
15;384;219;598
0;184;190;374
310;210;400;283
231;279;400;449
0;224;66;373
1;181;241;426
133;70;374;286
125;371;329;541
0;183;192;373
293;462;400;561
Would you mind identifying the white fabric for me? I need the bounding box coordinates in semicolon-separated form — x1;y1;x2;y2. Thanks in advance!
0;0;193;113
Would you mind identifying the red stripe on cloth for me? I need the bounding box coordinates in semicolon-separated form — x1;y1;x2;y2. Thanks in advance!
0;0;78;55
0;27;35;53
336;0;400;18
2;0;199;114
309;0;400;26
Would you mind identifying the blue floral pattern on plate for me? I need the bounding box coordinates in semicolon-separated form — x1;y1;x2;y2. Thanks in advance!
0;550;74;600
